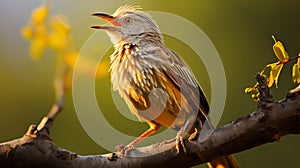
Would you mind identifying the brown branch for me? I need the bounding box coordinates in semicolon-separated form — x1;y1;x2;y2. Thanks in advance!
1;75;300;168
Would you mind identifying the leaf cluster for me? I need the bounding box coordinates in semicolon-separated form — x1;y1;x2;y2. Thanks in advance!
21;2;109;92
245;36;300;101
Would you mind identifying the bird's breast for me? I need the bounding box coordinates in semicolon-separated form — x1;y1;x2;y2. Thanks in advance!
109;45;188;129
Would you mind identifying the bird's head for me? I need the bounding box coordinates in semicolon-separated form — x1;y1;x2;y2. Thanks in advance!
92;5;162;45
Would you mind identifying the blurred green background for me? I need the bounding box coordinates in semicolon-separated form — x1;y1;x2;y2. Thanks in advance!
1;0;300;167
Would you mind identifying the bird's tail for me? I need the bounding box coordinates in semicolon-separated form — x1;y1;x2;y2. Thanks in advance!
208;155;240;168
194;87;240;168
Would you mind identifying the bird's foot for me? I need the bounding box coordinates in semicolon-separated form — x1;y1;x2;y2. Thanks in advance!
115;144;135;157
175;134;187;154
188;128;199;141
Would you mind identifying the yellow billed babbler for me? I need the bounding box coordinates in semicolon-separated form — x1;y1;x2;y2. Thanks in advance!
92;5;239;168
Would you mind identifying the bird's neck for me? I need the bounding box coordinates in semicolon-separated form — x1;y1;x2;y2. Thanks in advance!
114;32;164;49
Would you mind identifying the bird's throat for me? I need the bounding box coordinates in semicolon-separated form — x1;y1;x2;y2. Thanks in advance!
106;31;122;45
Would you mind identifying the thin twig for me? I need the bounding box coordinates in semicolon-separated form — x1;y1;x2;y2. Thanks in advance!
35;60;69;138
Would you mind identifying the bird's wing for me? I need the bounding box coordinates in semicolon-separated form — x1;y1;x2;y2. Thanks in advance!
140;47;211;129
165;49;210;120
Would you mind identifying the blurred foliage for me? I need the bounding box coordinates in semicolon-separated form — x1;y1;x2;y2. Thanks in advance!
21;2;109;92
21;2;72;59
245;36;300;101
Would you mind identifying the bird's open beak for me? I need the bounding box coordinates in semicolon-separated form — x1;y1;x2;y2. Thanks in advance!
91;13;122;29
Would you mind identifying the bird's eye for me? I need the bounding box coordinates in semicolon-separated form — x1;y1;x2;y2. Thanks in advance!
124;17;133;25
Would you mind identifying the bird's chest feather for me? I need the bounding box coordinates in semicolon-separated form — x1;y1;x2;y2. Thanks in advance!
110;44;157;94
109;44;177;121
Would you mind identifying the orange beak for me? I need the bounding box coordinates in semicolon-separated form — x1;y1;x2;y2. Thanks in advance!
91;13;122;29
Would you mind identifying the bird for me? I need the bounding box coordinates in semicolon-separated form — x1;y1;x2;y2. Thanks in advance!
92;5;240;168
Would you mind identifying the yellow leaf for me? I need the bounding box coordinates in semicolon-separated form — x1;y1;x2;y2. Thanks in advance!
48;32;69;50
31;4;49;26
272;35;289;62
268;62;284;88
50;15;71;35
298;53;300;67
21;25;34;40
67;54;109;78
48;16;71;51
30;37;47;60
244;87;253;93
292;57;300;84
35;25;47;37
292;64;299;83
64;51;78;68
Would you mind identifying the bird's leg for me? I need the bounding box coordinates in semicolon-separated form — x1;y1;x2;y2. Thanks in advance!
188;127;199;141
117;123;161;156
175;121;193;154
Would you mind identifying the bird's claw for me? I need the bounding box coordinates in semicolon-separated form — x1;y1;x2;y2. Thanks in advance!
176;135;187;154
115;144;134;157
188;128;199;141
115;144;125;152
